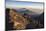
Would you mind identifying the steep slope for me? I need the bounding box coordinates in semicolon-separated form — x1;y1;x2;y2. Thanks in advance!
9;9;29;30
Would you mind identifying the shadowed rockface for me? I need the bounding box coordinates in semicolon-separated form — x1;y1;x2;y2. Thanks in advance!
6;8;44;30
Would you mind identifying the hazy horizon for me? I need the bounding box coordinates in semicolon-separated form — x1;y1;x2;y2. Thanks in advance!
6;1;44;14
6;0;44;9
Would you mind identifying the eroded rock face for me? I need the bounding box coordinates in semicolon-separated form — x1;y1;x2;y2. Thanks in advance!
9;9;29;30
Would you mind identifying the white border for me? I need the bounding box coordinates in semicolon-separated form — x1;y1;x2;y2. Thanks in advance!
0;0;5;31
0;0;46;31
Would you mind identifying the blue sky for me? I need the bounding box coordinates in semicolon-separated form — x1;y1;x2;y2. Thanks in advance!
6;0;44;9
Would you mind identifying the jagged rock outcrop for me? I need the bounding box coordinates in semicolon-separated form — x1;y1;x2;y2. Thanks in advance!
9;9;29;30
